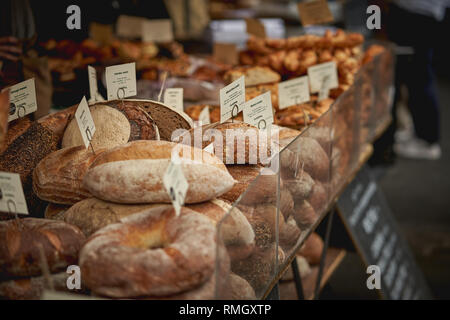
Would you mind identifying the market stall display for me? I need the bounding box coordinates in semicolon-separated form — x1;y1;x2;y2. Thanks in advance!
0;21;395;300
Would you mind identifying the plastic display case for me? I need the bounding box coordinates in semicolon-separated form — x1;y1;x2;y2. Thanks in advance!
214;44;395;300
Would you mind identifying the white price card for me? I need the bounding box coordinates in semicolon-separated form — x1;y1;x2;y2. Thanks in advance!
164;88;183;112
307;61;338;93
142;19;173;43
278;76;310;110
163;153;188;217
0;172;28;215
5;78;37;122
88;66;99;102
105;62;137;100
198;106;210;125
75;96;96;149
116;15;146;39
242;91;273;130
318;74;332;101
204;143;214;154
220;76;245;123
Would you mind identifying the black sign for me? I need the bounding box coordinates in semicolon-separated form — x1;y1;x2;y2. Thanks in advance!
337;165;432;300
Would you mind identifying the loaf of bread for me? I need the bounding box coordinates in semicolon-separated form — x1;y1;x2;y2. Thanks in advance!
178;121;271;166
220;164;262;203
280;137;329;182
283;170;315;201
0;218;85;278
293;200;318;230
83;140;235;204
229;273;256;300
189;199;255;262
279;215;301;253
100;99;193;141
89;101;159;142
62;104;131;150
0;122;60;217
44;203;70;221
299;232;324;265
63;197;160;237
308;181;328;213
239;171;278;205
33;146;106;205
224;66;281;87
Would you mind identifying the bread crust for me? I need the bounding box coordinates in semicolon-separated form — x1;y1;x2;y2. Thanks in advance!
80;206;218;298
0;218;85;278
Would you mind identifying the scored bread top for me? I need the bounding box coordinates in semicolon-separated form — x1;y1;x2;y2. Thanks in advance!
89;140;227;171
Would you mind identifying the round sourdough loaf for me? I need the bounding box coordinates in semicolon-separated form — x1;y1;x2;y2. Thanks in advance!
101;99;193;141
178;121;271;165
299;232;324;265
220;164;262;203
280;137;329;182
188;199;255;262
63;197;161;237
62;105;131;150
83;140;235;204
33;146;106;205
229;273;256;300
0;218;85;278
80;206;218;298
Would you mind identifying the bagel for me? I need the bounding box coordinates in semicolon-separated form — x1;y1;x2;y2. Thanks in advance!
80;206;219;298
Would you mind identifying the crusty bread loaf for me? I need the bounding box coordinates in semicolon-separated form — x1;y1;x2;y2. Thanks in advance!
280;188;294;220
188;199;255;262
33;146;106;205
0;218;85;278
83;140;235;204
220;165;262;203
0;117;32;155
283;171;315;201
280;137;329;182
229;273;256;300
63;197;160;237
62;105;131;150
99;99;193;141
44;203;70;221
89;101;159;142
224;66;281;87
179;121;272;166
0;122;60;217
293;200;318;230
299;232;324;265
279;215;301;252
37;105;76;141
308;181;328;213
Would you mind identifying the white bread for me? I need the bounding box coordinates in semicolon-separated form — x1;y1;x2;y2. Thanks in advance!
62;105;131;150
83;140;236;204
